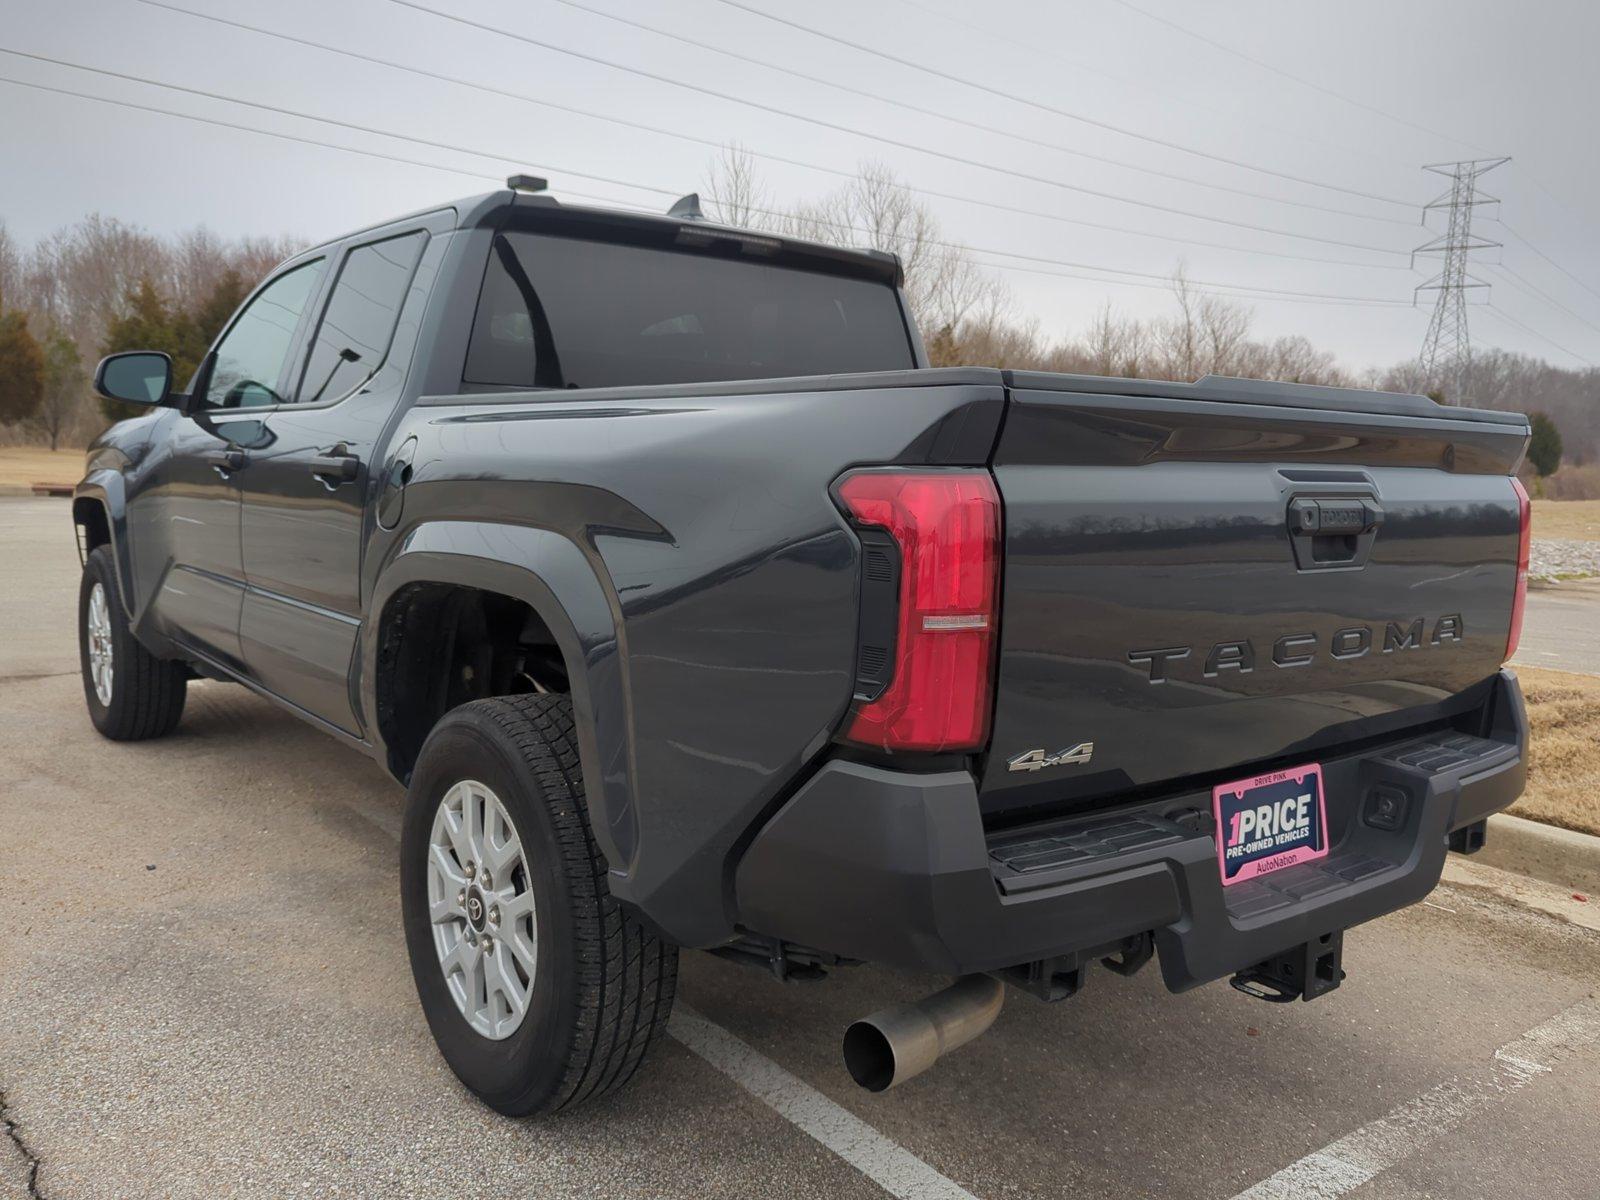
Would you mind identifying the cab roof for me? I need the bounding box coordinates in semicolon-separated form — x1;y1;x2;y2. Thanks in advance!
302;185;904;288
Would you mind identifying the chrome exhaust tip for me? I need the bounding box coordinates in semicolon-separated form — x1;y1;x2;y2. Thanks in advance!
843;975;1005;1092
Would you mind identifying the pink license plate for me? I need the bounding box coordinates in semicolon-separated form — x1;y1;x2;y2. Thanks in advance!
1213;763;1328;886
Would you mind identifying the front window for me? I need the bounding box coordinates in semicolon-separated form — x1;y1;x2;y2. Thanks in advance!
202;259;325;408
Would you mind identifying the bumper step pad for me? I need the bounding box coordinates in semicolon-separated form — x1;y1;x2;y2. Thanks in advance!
1223;852;1390;921
1378;731;1515;774
988;814;1189;878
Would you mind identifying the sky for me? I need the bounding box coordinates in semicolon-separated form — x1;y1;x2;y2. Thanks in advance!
2;0;1598;373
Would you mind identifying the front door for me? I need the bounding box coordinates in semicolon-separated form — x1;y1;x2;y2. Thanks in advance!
133;257;327;668
238;227;431;735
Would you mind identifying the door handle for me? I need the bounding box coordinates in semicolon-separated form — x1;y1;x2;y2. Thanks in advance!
205;449;248;473
309;445;361;484
1287;495;1383;570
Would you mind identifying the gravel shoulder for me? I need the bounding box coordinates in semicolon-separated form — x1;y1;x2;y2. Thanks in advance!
1530;537;1600;582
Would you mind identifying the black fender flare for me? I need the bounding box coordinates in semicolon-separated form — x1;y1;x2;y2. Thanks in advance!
364;520;639;878
71;474;137;620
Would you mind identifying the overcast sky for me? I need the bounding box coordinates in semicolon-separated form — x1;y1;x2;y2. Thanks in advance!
2;0;1597;371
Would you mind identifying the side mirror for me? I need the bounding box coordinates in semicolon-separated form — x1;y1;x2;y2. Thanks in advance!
94;351;173;408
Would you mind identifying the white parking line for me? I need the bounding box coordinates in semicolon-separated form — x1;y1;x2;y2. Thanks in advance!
669;1006;979;1200
1231;999;1600;1200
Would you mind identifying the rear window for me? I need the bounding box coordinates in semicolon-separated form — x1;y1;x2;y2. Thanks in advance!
297;231;427;404
464;231;914;390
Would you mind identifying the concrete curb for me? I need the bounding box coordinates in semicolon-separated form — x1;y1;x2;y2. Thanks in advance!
1467;813;1600;896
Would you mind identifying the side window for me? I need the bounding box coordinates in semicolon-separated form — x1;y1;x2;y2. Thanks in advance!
463;238;539;389
297;231;427;404
202;259;325;409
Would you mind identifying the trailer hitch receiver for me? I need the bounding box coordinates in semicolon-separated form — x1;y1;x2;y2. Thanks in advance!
1230;931;1346;1003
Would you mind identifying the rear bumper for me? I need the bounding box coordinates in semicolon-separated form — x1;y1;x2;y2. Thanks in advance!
733;669;1527;989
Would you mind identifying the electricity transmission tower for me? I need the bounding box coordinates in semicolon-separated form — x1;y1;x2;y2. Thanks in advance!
1413;157;1508;402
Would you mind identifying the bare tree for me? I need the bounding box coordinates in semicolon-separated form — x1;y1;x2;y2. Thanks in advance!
0;222;19;312
703;144;772;230
0;216;305;446
704;153;1014;357
1081;302;1136;376
1151;262;1203;381
22;215;169;367
8;215;300;378
1198;293;1252;375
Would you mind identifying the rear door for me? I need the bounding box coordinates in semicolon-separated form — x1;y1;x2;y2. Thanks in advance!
237;220;438;734
980;376;1529;821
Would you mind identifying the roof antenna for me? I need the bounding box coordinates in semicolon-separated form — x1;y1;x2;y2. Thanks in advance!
668;192;706;220
507;174;548;193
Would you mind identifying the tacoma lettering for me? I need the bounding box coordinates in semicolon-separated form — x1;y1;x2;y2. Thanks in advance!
1130;615;1464;682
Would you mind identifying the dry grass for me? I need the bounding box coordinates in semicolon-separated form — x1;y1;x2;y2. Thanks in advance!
1510;666;1600;837
0;447;83;492
1530;499;1600;543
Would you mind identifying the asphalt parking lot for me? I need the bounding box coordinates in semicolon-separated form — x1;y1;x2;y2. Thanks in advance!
2;494;1597;1200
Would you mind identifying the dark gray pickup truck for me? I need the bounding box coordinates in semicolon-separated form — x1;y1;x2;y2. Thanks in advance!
76;178;1532;1114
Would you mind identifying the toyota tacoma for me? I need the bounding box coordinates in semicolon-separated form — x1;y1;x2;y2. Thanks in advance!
74;177;1532;1112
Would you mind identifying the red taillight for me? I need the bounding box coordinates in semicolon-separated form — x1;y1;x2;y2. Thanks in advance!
1506;477;1531;661
835;469;1000;753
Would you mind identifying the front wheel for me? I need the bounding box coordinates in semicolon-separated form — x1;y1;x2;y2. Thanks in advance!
79;545;186;740
400;694;678;1116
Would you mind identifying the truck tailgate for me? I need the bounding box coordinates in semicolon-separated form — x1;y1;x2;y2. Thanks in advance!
981;374;1530;821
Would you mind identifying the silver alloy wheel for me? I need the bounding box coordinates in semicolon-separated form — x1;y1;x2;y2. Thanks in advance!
427;779;539;1040
87;581;114;706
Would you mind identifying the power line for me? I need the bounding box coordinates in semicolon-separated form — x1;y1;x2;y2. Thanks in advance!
539;0;1403;226
1488;219;1600;306
382;0;1417;253
708;0;1418;208
565;180;1414;306
1480;262;1600;340
141;0;1412;272
1106;0;1481;154
1520;171;1600;241
1483;304;1596;366
0;70;690;226
0;47;691;206
926;242;1408;304
0;72;506;187
890;0;1419;175
0;56;1412;310
966;254;1413;308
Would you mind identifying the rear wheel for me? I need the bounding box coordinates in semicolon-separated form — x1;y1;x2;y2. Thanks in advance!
400;694;678;1116
79;545;186;740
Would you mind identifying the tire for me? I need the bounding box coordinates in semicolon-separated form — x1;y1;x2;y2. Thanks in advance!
400;694;678;1116
79;545;187;741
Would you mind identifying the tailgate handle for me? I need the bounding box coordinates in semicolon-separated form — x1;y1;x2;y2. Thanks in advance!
1288;496;1383;569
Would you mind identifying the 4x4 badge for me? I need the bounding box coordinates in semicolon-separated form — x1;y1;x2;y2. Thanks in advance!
1007;743;1095;773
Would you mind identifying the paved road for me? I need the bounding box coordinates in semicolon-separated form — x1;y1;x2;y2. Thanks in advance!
2;496;1597;1200
1517;580;1600;677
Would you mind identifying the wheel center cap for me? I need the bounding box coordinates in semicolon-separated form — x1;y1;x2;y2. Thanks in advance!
466;888;486;931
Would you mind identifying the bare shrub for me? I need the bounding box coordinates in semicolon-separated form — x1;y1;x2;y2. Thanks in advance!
1540;465;1600;501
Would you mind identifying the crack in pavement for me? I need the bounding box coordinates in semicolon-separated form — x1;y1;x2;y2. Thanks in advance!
0;1090;45;1199
0;672;76;684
